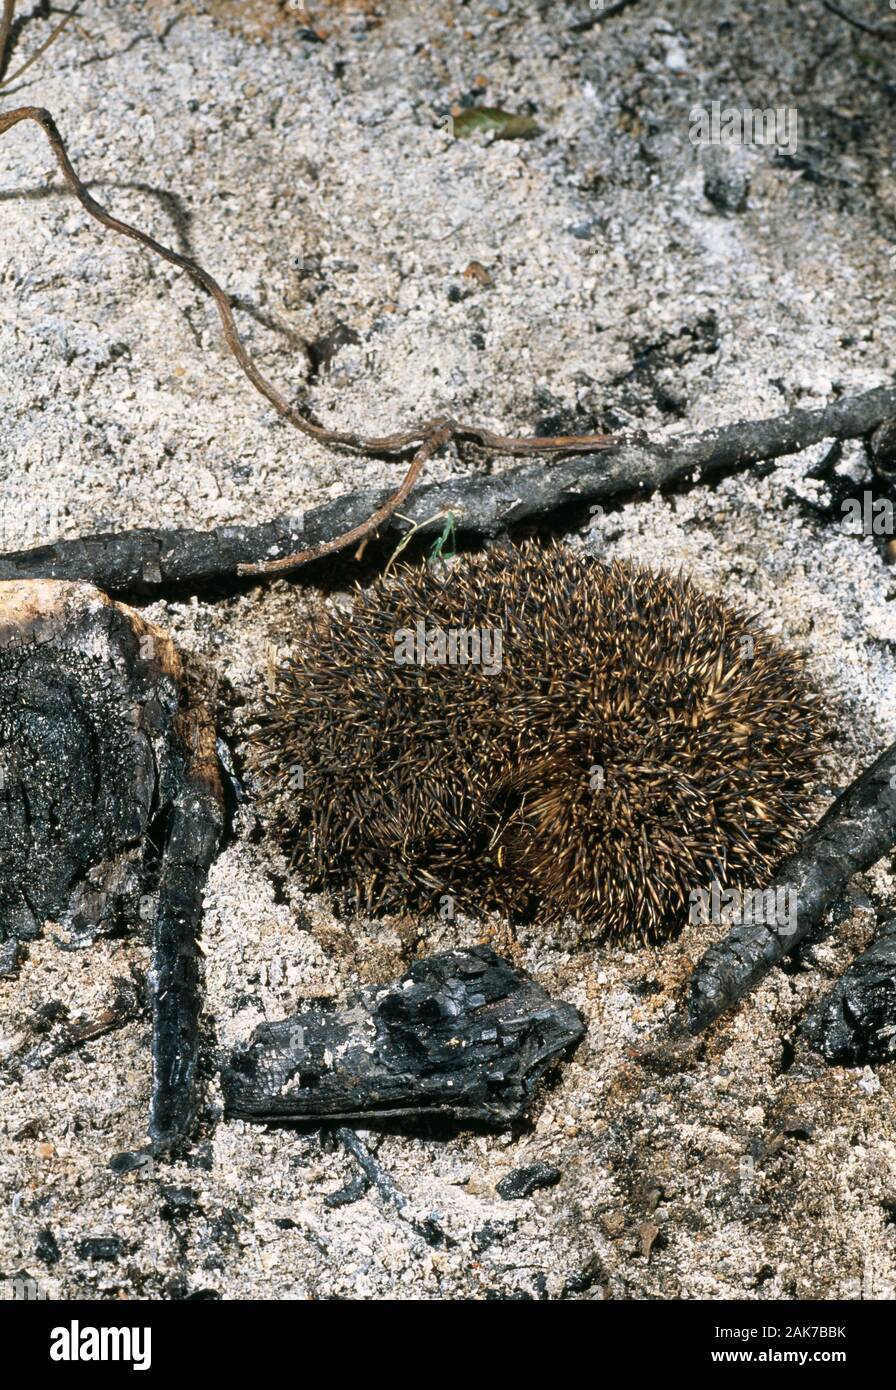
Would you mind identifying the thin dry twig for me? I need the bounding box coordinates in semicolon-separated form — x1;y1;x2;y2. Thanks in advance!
0;2;81;90
0;9;75;89
0;106;615;570
820;0;896;39
0;0;16;79
238;422;454;575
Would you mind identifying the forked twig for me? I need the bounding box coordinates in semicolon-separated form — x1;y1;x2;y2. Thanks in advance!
0;106;615;573
0;11;74;88
237;422;453;576
335;1128;446;1247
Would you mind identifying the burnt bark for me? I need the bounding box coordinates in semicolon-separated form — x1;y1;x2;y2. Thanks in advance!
807;921;896;1066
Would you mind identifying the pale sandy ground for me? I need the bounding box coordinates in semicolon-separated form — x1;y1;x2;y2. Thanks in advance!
1;0;895;1300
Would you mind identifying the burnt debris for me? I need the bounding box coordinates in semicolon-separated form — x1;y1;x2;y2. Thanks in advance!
688;737;896;1034
1;971;148;1077
222;945;585;1127
0;580;223;1148
0;580;175;947
808;921;896;1066
496;1163;561;1200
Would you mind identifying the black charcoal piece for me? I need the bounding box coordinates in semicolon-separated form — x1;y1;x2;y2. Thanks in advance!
75;1236;124;1262
496;1163;561;1200
109;1149;154;1176
222;946;584;1127
811;923;896;1066
35;1228;60;1265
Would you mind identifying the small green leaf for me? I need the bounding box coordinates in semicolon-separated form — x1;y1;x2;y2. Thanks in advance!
451;107;541;141
428;513;457;564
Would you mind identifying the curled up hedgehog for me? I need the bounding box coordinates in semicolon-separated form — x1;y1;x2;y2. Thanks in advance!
250;542;823;938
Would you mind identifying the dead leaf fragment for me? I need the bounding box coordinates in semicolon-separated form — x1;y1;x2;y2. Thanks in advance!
463;260;493;286
638;1221;661;1258
451;107;541;141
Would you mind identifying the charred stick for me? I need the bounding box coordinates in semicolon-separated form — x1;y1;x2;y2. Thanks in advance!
238;423;454;576
335;1129;406;1211
2;388;895;593
1;973;147;1077
336;1128;446;1247
323;1166;371;1209
688;738;896;1033
221;946;584;1127
150;709;225;1151
1;110;893;581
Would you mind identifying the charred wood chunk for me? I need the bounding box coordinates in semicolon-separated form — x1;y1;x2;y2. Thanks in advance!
0;580;177;943
495;1163;561;1200
0;580;223;1147
222;946;584;1127
810;923;896;1066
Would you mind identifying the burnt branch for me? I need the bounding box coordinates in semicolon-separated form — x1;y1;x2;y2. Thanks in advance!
1;386;894;593
1;109;893;581
150;698;224;1151
335;1128;447;1246
0;971;147;1078
688;738;896;1034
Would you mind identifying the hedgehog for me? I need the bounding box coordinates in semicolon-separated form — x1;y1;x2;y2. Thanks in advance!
250;542;824;938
